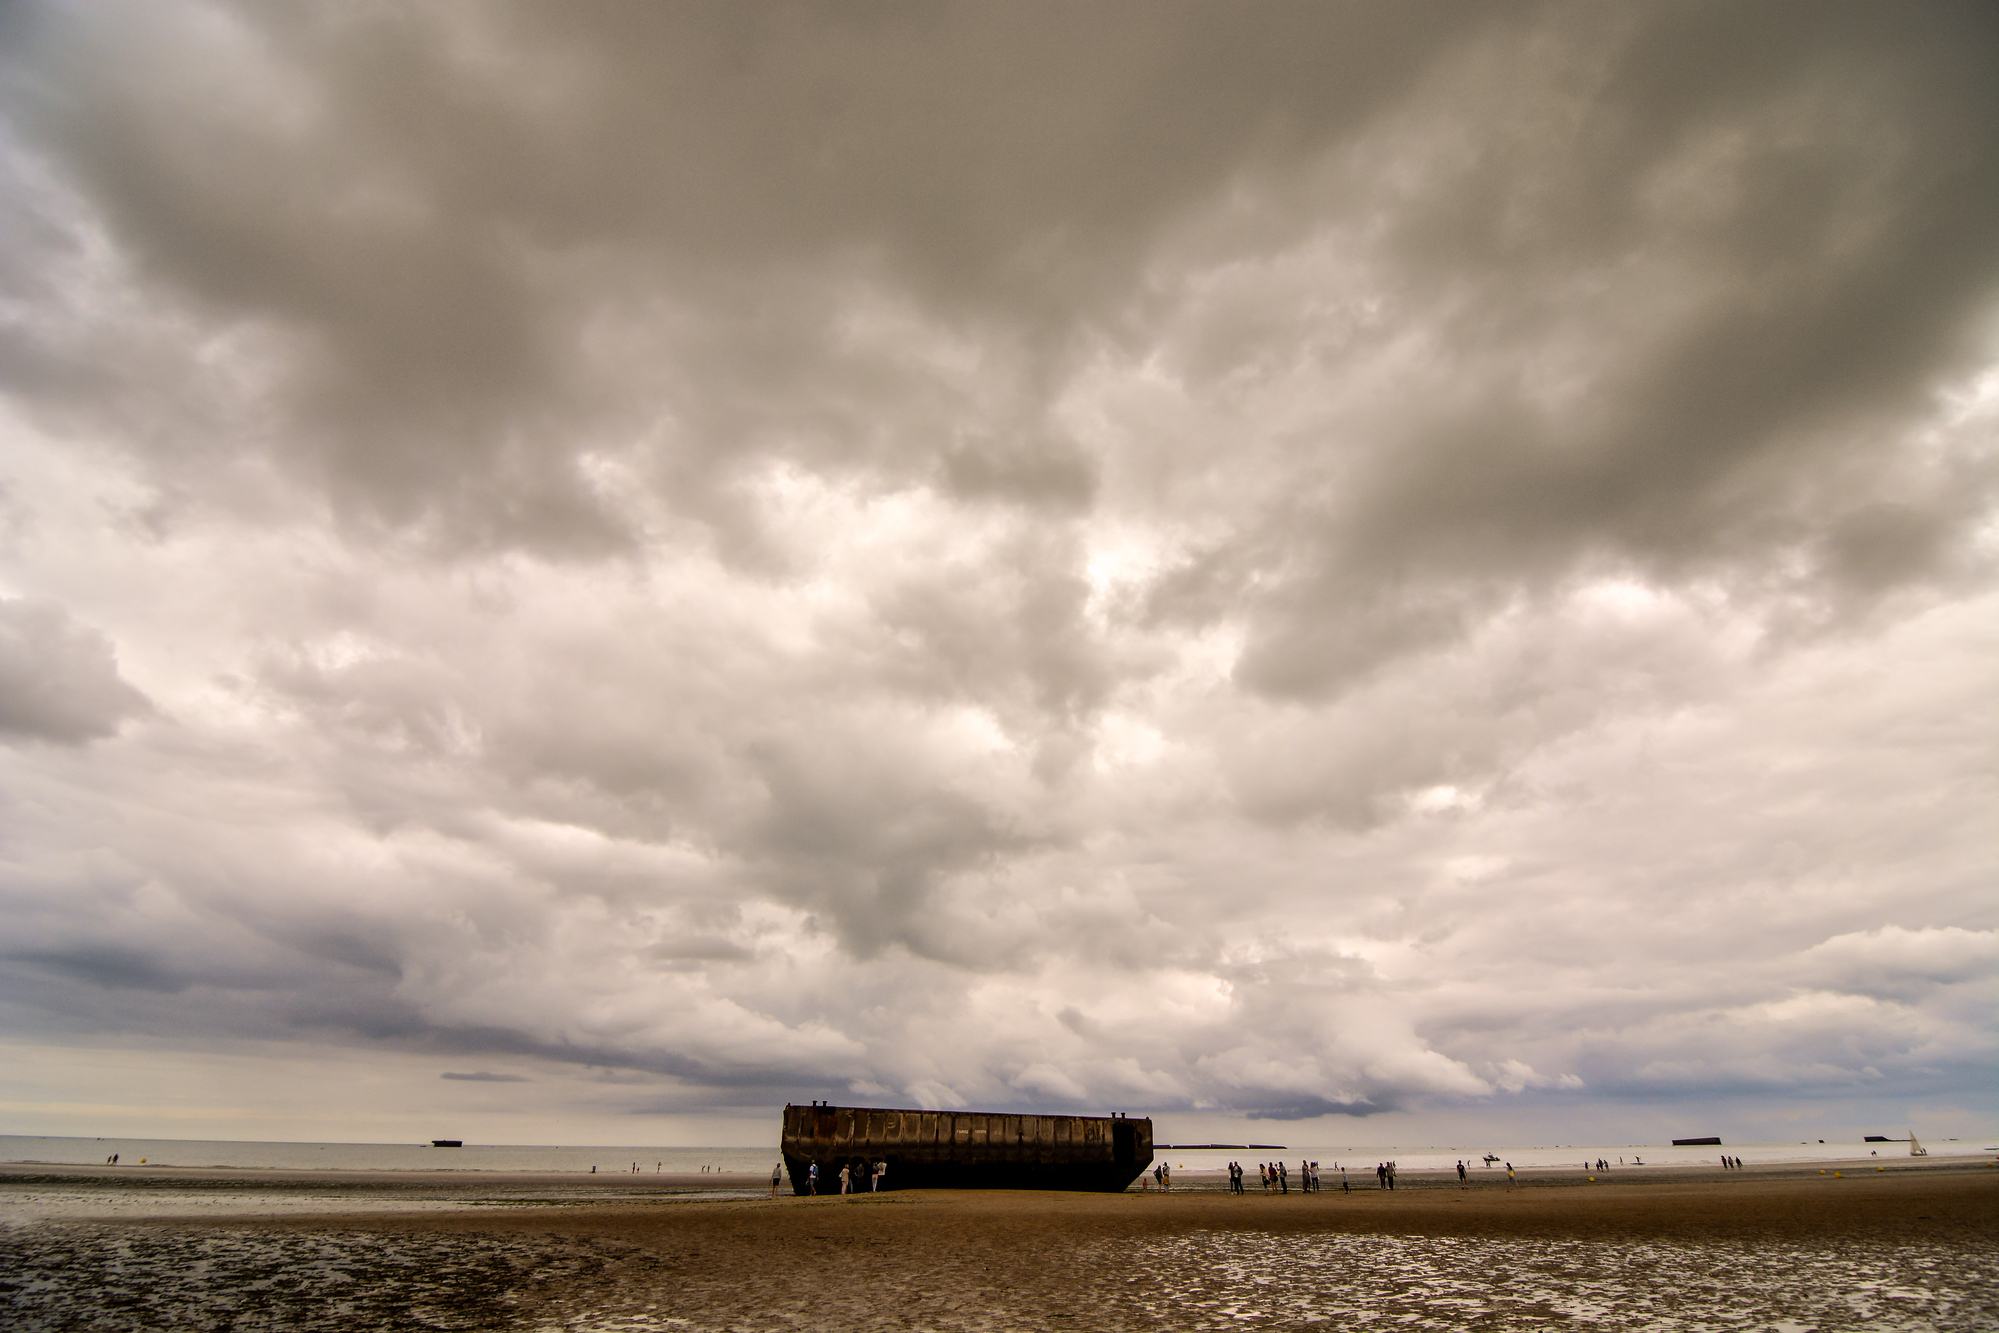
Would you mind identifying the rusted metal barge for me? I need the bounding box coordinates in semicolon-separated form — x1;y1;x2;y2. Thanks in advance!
780;1102;1152;1194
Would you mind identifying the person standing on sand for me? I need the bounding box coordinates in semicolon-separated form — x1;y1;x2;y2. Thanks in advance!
807;1160;818;1194
1506;1162;1516;1188
839;1162;850;1194
1457;1159;1467;1187
770;1164;782;1197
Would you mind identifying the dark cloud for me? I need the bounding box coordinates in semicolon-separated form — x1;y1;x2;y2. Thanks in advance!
0;597;151;743
1247;1097;1392;1122
440;1070;528;1083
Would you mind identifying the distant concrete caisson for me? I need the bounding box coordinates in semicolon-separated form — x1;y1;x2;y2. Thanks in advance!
780;1103;1153;1194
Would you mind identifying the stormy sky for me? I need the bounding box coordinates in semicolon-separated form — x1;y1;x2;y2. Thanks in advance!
2;1;1995;1147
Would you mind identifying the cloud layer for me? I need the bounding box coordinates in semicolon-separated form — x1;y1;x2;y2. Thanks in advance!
1;1;1994;1141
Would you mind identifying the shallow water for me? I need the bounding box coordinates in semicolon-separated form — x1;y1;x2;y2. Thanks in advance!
0;1177;765;1230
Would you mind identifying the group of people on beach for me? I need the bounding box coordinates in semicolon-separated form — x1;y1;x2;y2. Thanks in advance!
1218;1160;1351;1193
1719;1154;1747;1169
783;1158;887;1195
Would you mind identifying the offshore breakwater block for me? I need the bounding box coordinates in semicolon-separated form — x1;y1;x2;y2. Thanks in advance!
779;1103;1153;1194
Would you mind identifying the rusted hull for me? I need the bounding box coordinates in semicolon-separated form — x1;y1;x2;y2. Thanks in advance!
780;1103;1152;1194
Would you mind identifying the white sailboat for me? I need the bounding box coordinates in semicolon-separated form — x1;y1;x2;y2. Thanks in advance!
1908;1131;1928;1157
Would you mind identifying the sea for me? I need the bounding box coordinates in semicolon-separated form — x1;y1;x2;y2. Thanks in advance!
0;1134;780;1175
3;1131;1987;1175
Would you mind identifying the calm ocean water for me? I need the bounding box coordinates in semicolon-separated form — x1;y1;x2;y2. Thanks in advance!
0;1135;780;1174
4;1132;1987;1174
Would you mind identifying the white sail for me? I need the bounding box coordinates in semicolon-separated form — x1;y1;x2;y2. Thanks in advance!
1909;1131;1927;1157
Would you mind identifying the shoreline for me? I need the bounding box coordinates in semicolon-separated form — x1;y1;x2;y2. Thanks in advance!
2;1150;1984;1192
0;1160;769;1191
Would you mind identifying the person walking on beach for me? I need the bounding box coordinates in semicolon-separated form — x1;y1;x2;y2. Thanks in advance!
874;1159;886;1191
1506;1162;1516;1188
807;1160;818;1194
839;1162;851;1194
1340;1167;1350;1193
1457;1159;1467;1187
770;1163;783;1197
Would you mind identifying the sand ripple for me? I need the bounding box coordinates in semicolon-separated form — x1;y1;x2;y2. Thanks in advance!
1;1222;634;1331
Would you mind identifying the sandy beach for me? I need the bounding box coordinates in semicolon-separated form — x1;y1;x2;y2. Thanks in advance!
4;1156;1995;1329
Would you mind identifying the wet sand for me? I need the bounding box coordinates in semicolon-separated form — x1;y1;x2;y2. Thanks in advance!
4;1157;1995;1329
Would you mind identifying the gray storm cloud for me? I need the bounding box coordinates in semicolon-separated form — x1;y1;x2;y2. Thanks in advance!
0;0;1994;1139
0;597;151;744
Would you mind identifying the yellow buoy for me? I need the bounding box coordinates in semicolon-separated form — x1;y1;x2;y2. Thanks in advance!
1833;1170;1842;1178
1587;1174;1595;1181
